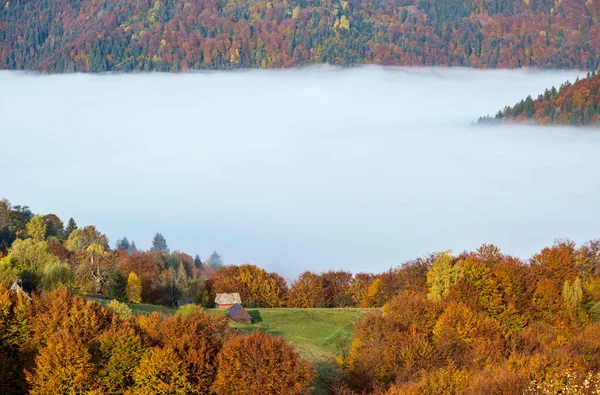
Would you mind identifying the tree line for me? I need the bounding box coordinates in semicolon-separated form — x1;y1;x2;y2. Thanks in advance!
337;242;600;393
479;70;600;126
1;0;599;72
0;198;429;309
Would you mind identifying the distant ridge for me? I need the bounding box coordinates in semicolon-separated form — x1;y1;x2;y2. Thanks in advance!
0;0;599;72
479;71;600;126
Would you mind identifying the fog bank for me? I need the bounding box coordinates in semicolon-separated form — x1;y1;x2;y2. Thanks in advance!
0;67;595;279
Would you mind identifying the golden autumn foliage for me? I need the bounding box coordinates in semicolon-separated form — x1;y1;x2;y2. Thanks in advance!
485;71;600;126
0;286;316;395
131;347;191;395
211;331;314;394
209;264;288;307
126;272;142;303
288;271;326;307
342;242;600;393
135;308;230;393
26;330;100;395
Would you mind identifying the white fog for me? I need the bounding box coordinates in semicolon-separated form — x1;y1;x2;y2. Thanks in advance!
0;67;596;279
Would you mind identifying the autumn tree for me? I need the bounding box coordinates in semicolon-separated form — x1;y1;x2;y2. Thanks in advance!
211;332;314;394
288;271;325;308
127;272;142;303
26;215;47;241
43;214;65;240
2;238;61;291
96;325;145;393
131;347;191;394
137;308;230;393
40;261;75;291
0;286;29;394
66;226;110;293
426;251;463;301
26;330;100;394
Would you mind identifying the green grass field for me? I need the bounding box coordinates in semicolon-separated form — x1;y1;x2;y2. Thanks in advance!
87;297;373;394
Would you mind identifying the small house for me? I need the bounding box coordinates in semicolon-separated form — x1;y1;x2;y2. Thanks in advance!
215;293;242;308
226;303;252;324
10;280;31;301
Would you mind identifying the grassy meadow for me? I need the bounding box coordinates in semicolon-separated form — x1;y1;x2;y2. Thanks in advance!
87;297;374;394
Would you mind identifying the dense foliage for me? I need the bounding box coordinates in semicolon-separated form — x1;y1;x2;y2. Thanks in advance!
337;242;600;394
5;197;600;393
0;288;314;394
1;0;600;72
480;70;600;125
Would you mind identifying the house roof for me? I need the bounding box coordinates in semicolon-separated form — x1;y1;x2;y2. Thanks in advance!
10;281;31;300
215;293;242;305
227;303;252;322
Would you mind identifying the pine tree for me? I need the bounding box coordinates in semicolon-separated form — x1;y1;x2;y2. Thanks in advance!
116;237;131;251
194;254;202;269
151;233;169;253
65;218;77;238
207;251;223;269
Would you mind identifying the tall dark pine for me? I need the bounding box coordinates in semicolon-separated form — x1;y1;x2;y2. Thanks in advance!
151;233;169;253
65;218;77;238
194;254;203;268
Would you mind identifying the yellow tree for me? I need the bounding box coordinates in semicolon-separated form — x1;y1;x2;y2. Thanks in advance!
26;331;100;395
131;347;191;395
426;251;463;301
66;226;110;293
26;215;47;241
126;272;142;303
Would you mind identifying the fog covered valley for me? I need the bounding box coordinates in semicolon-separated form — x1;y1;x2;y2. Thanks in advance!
1;66;596;279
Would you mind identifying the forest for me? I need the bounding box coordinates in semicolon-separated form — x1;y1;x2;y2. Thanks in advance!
480;70;600;125
1;0;599;72
4;198;600;393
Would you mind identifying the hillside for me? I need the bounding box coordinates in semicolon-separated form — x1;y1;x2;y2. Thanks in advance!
480;71;600;125
1;0;599;72
87;296;370;394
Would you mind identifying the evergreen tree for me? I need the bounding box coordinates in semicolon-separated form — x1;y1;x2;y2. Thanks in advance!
524;95;535;118
151;233;169;253
207;251;223;269
194;254;202;269
584;102;595;125
108;272;127;300
116;237;131;251
65;218;77;238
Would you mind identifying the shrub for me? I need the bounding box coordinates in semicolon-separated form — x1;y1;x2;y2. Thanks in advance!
106;299;132;318
212;332;314;394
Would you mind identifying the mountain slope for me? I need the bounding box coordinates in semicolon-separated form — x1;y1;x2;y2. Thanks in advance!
1;0;600;72
480;71;600;125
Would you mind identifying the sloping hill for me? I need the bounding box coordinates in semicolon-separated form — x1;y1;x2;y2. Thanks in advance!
1;0;599;72
88;296;372;394
480;71;600;126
